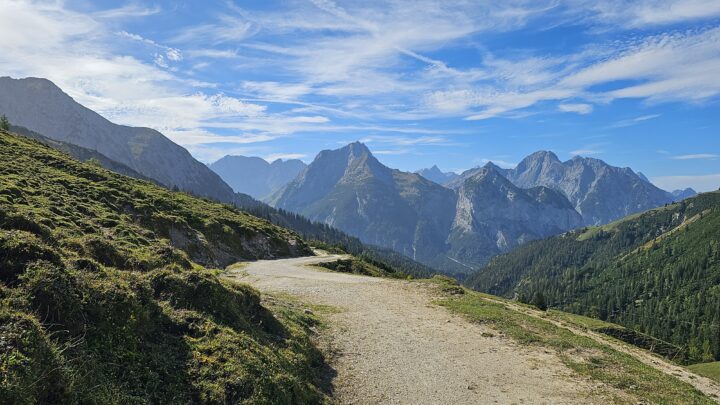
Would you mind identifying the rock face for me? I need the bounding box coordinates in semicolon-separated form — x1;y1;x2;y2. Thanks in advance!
270;142;457;267
453;151;672;226
415;165;459;185
0;76;237;203
271;143;582;273
448;165;583;267
209;155;306;200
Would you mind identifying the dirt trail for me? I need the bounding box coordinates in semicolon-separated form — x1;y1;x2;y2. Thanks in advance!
491;298;720;400
225;255;615;404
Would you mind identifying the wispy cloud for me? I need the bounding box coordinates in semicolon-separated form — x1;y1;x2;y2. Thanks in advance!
186;49;239;59
582;0;720;28
671;153;719;160
92;4;161;19
359;135;453;146
610;114;661;128
570;145;604;156
2;0;719;165
373;149;413;156
558;103;593;114
265;153;307;162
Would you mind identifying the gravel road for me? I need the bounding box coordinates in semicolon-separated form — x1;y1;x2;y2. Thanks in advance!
225;255;611;404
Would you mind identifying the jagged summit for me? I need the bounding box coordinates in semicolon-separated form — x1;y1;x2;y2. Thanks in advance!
416;164;459;185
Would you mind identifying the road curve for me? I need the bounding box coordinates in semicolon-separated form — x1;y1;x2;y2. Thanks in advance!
225;255;610;404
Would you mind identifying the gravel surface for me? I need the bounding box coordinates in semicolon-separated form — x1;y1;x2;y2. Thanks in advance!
225;255;610;404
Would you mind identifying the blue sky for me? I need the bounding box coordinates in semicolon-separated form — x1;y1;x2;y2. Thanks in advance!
1;1;719;191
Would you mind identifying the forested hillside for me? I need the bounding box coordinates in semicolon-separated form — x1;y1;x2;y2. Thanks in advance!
0;130;327;403
466;190;720;363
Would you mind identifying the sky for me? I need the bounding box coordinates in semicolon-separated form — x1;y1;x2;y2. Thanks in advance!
0;0;719;191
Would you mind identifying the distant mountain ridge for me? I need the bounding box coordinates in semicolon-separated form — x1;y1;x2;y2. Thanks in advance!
270;143;583;273
209;155;306;199
449;151;674;226
416;165;459;185
671;188;698;201
0;76;237;203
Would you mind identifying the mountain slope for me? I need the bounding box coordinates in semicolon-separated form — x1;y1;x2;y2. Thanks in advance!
415;165;459;185
210;155;306;199
448;165;583;267
9;124;153;182
0;76;237;203
270;142;457;268
0;130;327;403
466;190;720;363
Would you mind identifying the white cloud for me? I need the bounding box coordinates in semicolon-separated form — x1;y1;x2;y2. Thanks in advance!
186;49;239;59
671;154;719;160
558;103;593;114
373;149;412;155
92;4;161;19
610;114;661;128
0;1;345;152
117;31;182;63
570;148;603;156
171;15;257;44
562;28;720;103
583;0;720;28
652;174;720;193
265;153;307;162
359;135;452;146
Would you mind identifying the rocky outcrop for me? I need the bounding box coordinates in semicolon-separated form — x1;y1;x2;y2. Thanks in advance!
447;166;582;267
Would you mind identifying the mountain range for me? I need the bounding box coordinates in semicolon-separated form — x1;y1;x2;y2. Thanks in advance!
268;143;700;272
209;155;306;199
0;76;698;276
270;143;587;272
449;151;676;226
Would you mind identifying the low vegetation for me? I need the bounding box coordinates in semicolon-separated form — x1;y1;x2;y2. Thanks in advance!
689;362;720;384
316;256;409;279
434;287;712;404
0;131;327;404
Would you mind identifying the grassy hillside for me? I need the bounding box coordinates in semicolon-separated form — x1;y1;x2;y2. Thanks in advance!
0;130;326;403
429;280;712;404
466;190;720;363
